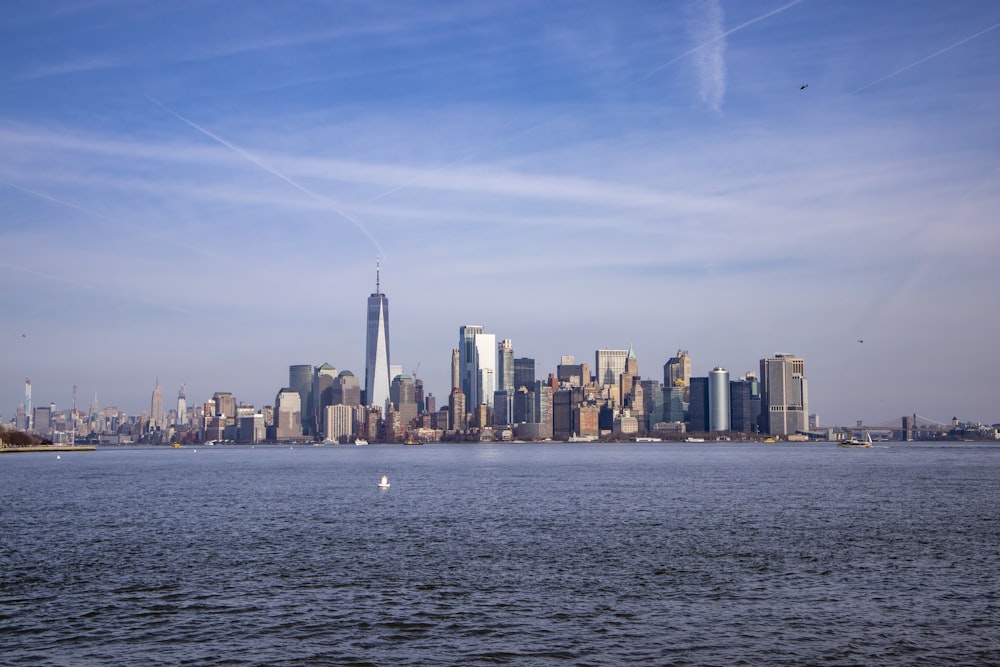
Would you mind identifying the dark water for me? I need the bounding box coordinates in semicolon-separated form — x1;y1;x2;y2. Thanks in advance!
3;442;999;666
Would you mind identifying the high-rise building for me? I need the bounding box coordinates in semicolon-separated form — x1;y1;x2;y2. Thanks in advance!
313;363;338;431
708;367;731;431
324;404;354;442
451;349;461;390
177;385;187;426
332;371;362;406
288;364;313;435
729;374;761;434
664;350;691;389
688;377;710;433
760;354;808;436
513;357;535;390
274;388;302;440
459;325;496;410
449;387;466;431
365;263;391;411
498;339;515;393
390;374;418;428
150;381;163;429
212;392;236;424
596;349;629;387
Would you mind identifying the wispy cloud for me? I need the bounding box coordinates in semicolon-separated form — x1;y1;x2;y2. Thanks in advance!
853;21;1000;94
689;0;727;111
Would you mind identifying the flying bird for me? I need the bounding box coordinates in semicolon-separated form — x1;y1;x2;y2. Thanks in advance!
858;339;864;344
800;84;809;90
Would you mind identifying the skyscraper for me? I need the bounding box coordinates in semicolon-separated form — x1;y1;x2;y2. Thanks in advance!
177;385;187;426
458;325;496;409
498;339;514;393
760;354;808;436
595;349;629;387
150;381;163;429
289;364;313;434
708;367;730;431
513;357;535;390
688;377;710;433
664;350;691;389
365;262;391;411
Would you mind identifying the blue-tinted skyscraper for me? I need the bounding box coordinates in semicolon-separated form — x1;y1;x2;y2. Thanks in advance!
365;262;391;411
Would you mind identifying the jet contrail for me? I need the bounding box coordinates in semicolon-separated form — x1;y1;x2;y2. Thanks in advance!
642;0;806;80
853;22;1000;94
149;97;385;256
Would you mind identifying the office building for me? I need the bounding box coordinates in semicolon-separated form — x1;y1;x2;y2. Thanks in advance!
289;364;313;434
498;339;515;393
760;354;808;436
595;349;629;388
514;357;535;390
177;386;187;426
213;392;236;424
274;388;302;440
688;377;709;433
708;367;730;431
313;363;338;432
556;356;589;387
729;374;761;433
150;382;163;429
458;325;496;410
332;370;362;406
364;263;391;411
664;350;691;390
324;404;354;442
390;374;418;428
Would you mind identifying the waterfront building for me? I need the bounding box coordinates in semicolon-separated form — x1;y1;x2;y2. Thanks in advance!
458;325;496;410
596;349;629;388
449;387;466;431
150;382;163;430
32;405;51;436
324;404;354;442
498;339;515;393
364;263;391;412
760;354;808;436
688;377;710;433
640;379;664;430
238;413;266;444
274;388;302;440
494;390;513;426
709;367;731;432
513;386;534;424
574;404;600;439
729;374;761;434
289;365;314;435
553;389;574;440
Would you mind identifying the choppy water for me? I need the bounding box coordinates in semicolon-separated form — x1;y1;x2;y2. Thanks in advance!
2;442;999;666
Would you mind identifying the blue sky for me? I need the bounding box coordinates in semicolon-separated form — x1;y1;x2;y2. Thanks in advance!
2;0;998;427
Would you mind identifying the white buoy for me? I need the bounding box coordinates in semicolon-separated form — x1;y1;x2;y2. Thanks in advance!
56;455;61;459
378;474;390;489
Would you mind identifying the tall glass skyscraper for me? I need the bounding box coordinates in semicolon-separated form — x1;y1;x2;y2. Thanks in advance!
365;264;391;411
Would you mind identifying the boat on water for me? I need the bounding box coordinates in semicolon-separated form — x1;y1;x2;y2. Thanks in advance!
354;438;369;446
403;434;422;446
378;474;390;489
839;432;873;448
685;437;706;443
567;433;596;443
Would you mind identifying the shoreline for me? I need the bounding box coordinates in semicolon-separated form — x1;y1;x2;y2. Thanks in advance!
0;445;96;454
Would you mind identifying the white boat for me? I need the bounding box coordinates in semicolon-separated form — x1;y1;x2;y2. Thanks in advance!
354;438;369;446
685;437;705;443
378;474;390;489
839;432;873;448
567;433;596;443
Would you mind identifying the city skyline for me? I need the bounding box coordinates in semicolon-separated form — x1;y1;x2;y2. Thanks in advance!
2;2;998;426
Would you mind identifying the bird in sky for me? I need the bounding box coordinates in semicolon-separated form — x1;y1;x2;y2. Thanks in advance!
800;84;809;90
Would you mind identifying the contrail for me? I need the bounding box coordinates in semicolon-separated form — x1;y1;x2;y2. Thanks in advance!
149;97;385;256
853;22;1000;94
642;0;805;80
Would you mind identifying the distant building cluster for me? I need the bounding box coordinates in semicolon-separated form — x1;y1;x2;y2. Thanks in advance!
5;270;998;445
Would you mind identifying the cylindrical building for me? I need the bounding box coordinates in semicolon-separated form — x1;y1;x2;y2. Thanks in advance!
709;367;731;432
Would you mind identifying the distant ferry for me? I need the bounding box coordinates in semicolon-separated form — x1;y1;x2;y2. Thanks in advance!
354;438;369;446
685;437;705;443
635;437;662;442
404;434;422;446
567;433;596;443
839;432;873;448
